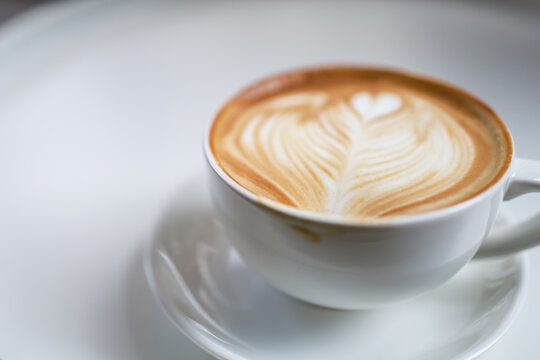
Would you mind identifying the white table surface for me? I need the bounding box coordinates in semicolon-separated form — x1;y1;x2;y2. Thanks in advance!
0;1;538;359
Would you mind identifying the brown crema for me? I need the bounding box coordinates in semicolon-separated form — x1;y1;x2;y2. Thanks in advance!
210;66;513;220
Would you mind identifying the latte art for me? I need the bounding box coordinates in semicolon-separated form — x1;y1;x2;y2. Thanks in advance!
211;69;510;219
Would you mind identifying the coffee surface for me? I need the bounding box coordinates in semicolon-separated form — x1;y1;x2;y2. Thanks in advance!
210;68;511;220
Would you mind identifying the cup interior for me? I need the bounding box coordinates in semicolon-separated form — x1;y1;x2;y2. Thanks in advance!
204;65;514;227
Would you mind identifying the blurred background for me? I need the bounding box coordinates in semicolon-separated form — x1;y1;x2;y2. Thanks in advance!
1;0;540;21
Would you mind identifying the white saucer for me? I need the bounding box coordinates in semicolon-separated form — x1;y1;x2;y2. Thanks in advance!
144;177;528;360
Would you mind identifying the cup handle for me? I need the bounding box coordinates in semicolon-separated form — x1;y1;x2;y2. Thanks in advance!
475;158;540;258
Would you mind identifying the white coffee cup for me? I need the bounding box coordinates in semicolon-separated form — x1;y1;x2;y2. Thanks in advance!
204;68;540;310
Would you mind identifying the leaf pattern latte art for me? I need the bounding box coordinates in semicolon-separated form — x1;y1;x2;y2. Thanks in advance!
212;86;504;219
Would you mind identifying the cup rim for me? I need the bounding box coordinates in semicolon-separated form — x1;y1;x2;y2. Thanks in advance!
203;64;515;227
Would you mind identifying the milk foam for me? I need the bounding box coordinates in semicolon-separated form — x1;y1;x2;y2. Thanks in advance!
211;73;508;219
351;92;402;122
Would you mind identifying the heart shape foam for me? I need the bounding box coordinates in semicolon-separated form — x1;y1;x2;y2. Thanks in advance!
351;92;402;122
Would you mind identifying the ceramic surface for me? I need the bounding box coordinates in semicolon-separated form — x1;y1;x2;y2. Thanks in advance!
207;135;539;308
145;177;528;360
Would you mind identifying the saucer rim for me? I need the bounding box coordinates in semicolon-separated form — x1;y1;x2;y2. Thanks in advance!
143;237;231;360
143;222;529;360
464;253;529;360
